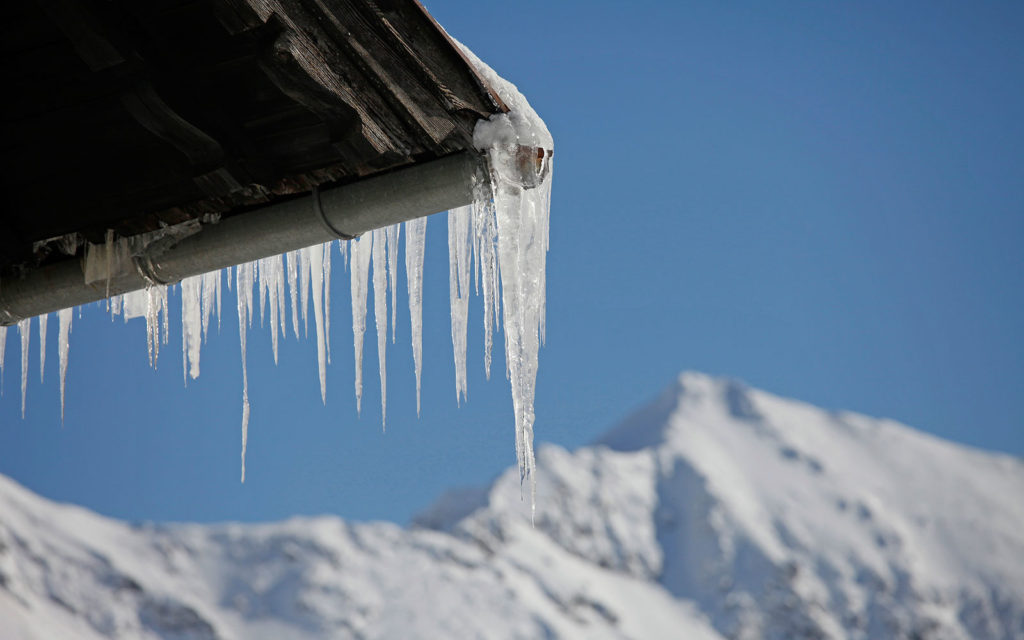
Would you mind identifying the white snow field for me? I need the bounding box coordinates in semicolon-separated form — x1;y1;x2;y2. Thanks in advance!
1;371;1023;640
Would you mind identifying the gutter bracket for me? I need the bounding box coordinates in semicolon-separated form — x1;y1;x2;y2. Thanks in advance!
134;253;172;287
312;185;358;240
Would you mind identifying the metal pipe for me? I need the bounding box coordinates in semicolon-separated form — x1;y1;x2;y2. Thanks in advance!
0;151;484;325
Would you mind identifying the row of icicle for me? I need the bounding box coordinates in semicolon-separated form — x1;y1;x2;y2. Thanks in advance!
0;159;550;506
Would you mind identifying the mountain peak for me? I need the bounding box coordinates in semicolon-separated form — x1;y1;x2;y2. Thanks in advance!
595;371;762;452
675;370;763;420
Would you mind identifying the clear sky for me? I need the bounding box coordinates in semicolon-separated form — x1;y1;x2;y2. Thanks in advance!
1;0;1021;525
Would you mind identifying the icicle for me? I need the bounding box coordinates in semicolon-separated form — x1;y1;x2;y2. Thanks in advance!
181;275;203;382
349;234;372;413
276;259;287;345
299;247;311;336
490;153;553;516
286;250;300;339
58;308;72;422
454;38;554;517
201;272;214;341
309;244;327;404
104;229;115;302
371;227;389;427
270;256;283;363
0;325;7;393
200;270;220;341
404;217;427;415
386;224;400;343
18;318;30;418
258;256;282;364
257;260;268;327
236;262;255;482
37;313;47;383
323;242;332;364
216;268;224;331
159;285;170;353
145;287;160;367
243;267;253;328
122;290;147;320
448;206;471;405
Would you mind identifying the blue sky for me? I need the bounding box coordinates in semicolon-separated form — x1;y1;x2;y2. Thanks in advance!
1;0;1021;525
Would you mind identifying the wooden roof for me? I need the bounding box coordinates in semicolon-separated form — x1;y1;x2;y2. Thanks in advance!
1;0;503;272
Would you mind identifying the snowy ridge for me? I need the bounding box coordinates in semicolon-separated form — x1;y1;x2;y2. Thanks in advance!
424;372;1024;639
2;372;1023;639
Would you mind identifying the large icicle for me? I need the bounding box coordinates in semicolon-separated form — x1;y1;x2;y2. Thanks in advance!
236;262;255;482
457;39;554;513
58;308;72;421
448;206;472;405
371;227;389;426
38;313;48;383
492;162;551;512
404;217;427;415
349;233;372;413
18;318;30;418
309;244;327;403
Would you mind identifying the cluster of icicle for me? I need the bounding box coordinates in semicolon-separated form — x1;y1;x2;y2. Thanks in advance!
0;309;73;422
1;222;423;474
0;42;551;509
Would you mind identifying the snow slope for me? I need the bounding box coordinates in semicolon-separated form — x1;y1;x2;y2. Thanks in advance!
1;372;1023;639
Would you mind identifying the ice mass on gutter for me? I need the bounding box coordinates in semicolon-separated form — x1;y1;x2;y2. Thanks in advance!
0;43;554;513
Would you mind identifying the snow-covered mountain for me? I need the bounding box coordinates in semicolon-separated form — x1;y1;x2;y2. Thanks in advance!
1;372;1022;639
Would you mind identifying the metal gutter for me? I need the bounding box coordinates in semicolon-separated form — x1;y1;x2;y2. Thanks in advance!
0;151;484;326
